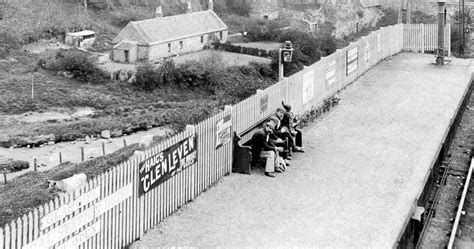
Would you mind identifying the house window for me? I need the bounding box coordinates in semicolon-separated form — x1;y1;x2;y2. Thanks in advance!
179;41;183;49
201;35;204;43
168;43;171;52
219;31;223;40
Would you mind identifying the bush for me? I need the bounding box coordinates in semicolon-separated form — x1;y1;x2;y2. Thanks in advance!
0;160;30;172
134;63;162;91
211;65;274;105
228;1;251;17
246;19;281;41
319;36;337;56
269;29;323;77
48;50;108;84
212;41;270;58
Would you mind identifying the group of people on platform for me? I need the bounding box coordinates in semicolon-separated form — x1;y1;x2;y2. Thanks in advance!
250;102;305;177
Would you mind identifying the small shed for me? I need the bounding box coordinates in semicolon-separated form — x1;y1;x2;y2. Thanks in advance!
112;41;138;63
65;30;96;48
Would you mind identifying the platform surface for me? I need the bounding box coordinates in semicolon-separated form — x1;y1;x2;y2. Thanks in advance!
131;53;473;248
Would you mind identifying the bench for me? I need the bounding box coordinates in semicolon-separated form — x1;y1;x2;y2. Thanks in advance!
232;114;290;175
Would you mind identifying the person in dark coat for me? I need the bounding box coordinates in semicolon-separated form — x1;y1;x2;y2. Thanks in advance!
282;102;304;152
250;121;284;177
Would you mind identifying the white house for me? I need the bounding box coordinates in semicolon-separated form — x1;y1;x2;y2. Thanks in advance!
111;0;228;63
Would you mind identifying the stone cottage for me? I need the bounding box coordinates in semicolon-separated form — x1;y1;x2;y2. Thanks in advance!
111;0;228;63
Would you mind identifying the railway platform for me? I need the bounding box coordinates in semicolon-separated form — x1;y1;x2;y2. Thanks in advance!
131;53;473;248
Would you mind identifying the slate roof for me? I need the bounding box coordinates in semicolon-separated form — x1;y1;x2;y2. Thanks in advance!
66;30;95;37
358;0;381;7
112;10;227;46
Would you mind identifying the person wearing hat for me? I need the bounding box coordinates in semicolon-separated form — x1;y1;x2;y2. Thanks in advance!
267;109;293;162
281;102;304;153
249;120;284;177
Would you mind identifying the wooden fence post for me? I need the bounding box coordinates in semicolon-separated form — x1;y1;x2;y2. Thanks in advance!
81;147;85;162
123;139;127;147
3;169;7;184
33;157;37;171
102;142;106;156
59;152;62;164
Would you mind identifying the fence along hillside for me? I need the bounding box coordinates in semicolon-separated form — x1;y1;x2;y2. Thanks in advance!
0;23;450;249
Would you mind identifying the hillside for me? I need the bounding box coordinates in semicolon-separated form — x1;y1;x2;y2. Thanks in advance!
0;0;211;55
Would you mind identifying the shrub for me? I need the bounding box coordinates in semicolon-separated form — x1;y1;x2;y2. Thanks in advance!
48;50;108;84
269;29;323;77
319;36;337;56
211;65;274;105
228;1;251;17
133;63;162;91
279;30;321;63
0;160;29;172
212;41;271;58
246;19;281;41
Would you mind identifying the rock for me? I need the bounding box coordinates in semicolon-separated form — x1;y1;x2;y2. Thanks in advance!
111;129;123;138
128;75;136;83
0;160;30;172
47;141;55;145
118;70;128;81
101;130;111;139
85;136;92;144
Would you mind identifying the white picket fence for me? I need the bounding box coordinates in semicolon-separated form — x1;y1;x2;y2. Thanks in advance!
403;23;451;56
0;23;449;249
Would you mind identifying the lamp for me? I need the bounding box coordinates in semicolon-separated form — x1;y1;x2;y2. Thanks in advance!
279;41;294;81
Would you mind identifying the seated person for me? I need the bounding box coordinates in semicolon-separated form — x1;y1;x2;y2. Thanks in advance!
271;107;299;155
250;120;284;177
281;102;304;153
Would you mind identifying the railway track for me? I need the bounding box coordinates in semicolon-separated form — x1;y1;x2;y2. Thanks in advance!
416;90;474;248
447;158;473;249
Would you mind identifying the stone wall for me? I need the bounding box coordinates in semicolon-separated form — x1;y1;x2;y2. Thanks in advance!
246;0;279;19
290;5;382;39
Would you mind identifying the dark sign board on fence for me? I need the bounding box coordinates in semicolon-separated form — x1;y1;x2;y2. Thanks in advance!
138;135;197;196
346;47;358;75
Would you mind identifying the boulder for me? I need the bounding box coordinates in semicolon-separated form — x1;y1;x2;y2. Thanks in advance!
85;136;92;144
101;130;111;139
111;129;123;138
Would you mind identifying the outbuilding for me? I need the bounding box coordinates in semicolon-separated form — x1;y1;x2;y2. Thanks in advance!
112;41;138;63
65;30;96;48
111;0;228;62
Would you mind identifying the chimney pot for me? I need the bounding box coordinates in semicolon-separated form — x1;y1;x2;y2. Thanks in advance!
155;6;163;18
209;0;213;10
187;1;192;13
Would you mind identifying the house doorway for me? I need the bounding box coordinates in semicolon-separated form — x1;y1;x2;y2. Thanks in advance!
124;50;129;63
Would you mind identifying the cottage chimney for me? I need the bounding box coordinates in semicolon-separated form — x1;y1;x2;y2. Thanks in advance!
187;1;192;13
209;0;213;10
155;6;163;18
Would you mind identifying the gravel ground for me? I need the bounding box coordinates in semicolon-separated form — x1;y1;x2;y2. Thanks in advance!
130;53;472;248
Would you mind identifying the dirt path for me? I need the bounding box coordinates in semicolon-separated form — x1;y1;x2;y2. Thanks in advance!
130;54;473;247
0;126;172;184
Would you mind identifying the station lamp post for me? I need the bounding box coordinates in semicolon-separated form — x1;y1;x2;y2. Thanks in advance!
436;0;446;65
279;41;294;81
